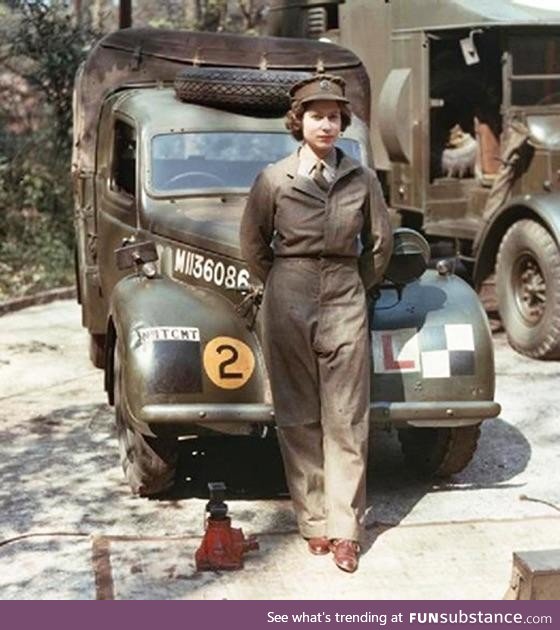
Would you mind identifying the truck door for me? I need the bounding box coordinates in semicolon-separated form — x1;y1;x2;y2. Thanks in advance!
95;105;139;309
424;30;503;241
377;29;429;215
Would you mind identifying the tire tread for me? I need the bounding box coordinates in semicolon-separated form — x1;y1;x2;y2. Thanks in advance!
114;341;178;497
398;425;481;478
496;219;560;359
174;67;312;114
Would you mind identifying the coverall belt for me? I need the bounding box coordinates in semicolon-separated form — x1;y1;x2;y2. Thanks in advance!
275;254;356;261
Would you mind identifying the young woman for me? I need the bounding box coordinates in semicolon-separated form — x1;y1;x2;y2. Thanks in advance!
240;74;393;573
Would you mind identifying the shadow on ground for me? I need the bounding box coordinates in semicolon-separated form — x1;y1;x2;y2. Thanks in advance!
170;435;289;500
0;401;532;598
362;416;531;552
0;402;531;536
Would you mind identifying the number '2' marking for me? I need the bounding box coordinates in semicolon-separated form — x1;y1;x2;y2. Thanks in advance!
203;336;255;389
216;344;243;379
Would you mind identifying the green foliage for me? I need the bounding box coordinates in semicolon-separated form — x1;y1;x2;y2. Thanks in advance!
0;210;75;300
0;1;98;299
195;0;229;32
130;0;266;34
10;0;96;153
0;128;76;299
196;1;266;33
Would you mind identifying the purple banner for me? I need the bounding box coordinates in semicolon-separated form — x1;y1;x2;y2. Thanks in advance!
1;600;558;630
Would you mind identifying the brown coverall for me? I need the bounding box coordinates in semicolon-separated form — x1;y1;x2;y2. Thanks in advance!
240;148;393;541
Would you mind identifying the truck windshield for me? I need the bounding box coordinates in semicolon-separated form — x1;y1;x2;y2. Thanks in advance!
510;33;560;106
150;131;362;193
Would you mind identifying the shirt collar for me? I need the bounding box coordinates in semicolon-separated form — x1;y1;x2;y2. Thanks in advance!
298;144;337;178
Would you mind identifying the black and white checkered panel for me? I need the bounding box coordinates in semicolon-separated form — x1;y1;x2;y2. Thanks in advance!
419;324;475;378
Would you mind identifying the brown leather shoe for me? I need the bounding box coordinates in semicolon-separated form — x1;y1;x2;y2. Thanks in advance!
330;539;360;573
307;536;331;555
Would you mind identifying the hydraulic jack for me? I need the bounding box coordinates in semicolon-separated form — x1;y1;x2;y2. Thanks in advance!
195;482;259;571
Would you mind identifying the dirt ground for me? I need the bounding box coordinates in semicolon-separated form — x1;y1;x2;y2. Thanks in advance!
1;299;559;599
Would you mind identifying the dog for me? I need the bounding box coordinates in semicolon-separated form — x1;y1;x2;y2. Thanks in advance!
441;124;478;178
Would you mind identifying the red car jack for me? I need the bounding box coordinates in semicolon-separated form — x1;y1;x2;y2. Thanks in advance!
195;482;259;571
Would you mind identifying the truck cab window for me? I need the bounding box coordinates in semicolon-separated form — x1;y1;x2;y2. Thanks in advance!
112;120;136;197
510;33;560;106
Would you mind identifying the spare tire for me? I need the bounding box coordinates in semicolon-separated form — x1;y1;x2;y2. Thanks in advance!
174;67;313;115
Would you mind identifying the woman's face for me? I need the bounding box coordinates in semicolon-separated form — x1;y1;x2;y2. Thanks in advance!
302;100;342;158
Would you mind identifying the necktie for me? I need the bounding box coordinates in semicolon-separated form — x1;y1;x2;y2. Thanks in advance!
313;160;330;191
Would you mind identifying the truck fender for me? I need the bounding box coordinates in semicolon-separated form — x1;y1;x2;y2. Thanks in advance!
473;192;560;288
104;273;269;431
373;269;496;407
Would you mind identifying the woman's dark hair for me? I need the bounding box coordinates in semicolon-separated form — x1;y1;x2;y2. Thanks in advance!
285;100;352;141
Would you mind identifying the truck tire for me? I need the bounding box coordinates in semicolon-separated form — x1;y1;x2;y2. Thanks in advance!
114;341;178;496
496;219;560;359
397;425;481;477
174;67;311;115
89;333;106;370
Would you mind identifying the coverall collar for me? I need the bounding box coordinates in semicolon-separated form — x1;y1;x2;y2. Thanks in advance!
284;147;362;202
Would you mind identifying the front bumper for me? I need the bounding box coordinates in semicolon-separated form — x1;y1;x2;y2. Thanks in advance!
135;400;501;433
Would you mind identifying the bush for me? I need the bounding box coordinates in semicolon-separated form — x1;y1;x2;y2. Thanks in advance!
0;211;75;300
0;1;98;299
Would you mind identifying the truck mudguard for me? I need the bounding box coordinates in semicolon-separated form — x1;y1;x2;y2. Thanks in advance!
474;191;560;287
107;273;270;435
372;269;499;426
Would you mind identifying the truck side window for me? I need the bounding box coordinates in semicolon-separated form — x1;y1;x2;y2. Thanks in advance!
112;120;136;197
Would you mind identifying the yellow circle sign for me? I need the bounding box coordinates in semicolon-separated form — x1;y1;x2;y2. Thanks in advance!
203;336;255;390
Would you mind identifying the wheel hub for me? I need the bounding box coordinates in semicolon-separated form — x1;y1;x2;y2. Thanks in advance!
514;253;546;324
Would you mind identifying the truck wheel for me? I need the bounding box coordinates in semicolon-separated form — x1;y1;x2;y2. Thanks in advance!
496;219;560;359
114;342;178;496
89;333;106;369
397;425;481;477
174;67;311;115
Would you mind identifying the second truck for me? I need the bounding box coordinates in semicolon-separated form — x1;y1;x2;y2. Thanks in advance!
267;0;560;359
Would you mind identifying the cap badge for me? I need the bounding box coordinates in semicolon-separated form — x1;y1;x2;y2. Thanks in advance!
319;79;331;92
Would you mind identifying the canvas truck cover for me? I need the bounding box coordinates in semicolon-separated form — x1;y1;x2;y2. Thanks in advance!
270;0;560;32
388;0;560;32
72;27;370;175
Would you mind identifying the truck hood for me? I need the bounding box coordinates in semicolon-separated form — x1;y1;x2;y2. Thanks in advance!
142;194;246;260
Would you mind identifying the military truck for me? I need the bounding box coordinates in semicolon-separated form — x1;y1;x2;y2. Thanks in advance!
267;0;560;359
73;28;499;496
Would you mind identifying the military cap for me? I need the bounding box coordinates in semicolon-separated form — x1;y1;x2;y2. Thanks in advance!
289;73;349;105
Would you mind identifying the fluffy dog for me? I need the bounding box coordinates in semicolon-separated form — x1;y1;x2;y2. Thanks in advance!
441;124;478;178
